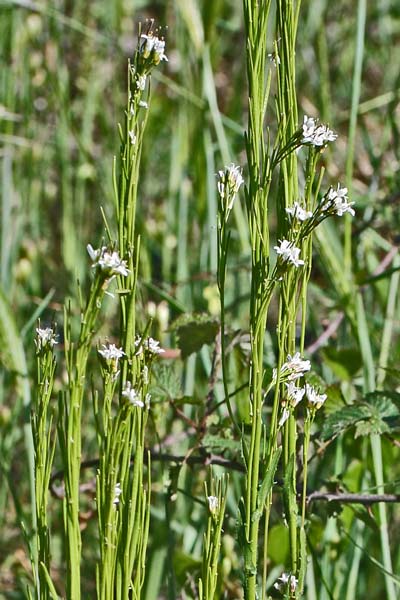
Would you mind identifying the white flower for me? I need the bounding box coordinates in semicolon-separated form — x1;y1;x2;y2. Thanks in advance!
305;383;327;410
145;393;151;409
128;130;136;145
122;382;144;407
274;239;305;268
87;244;130;277
136;74;147;90
278;407;290;427
35;327;58;351
274;572;298;593
140;33;168;63
207;495;219;513
147;337;164;355
135;336;165;356
113;482;122;505
325;184;355;216
217;163;244;212
139;100;148;109
301;115;337;147
285;382;305;406
142;365;149;384
267;52;280;67
285;202;312;222
274;353;311;384
98;343;124;362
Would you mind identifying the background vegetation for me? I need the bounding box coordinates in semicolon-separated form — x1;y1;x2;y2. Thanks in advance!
1;0;400;598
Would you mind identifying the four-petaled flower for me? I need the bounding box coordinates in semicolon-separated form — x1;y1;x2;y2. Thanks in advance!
35;327;58;351
285;202;312;222
87;244;130;277
217;163;244;213
122;381;144;407
305;383;327;410
98;343;125;366
135;335;165;356
274;572;298;594
140;33;168;64
274;239;305;268
207;495;219;513
301;115;337;147
325;184;355;216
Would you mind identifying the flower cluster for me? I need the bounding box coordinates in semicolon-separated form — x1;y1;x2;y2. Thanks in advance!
274;239;305;268
135;335;165;357
273;352;311;385
285;201;312;222
140;32;168;65
87;244;130;278
121;381;144;408
35;327;58;352
98;343;124;376
305;383;327;410
278;382;306;426
301;115;337;147
217;163;244;215
274;572;298;594
322;184;355;217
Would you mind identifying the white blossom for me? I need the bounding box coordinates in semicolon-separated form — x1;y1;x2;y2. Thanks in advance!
98;343;124;363
113;482;122;505
135;335;165;356
278;407;291;427
305;383;327;410
136;74;147;90
274;353;311;384
274;572;298;594
286;382;305;406
128;130;136;145
139;100;148;109
325;184;355;216
207;495;219;513
217;163;244;212
122;382;144;407
301;115;337;147
285;202;312;222
142;365;149;384
274;239;305;268
35;327;58;351
140;33;168;63
87;244;130;277
145;393;151;409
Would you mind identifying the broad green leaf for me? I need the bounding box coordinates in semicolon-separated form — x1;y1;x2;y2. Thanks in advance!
150;363;183;402
170;313;219;359
268;524;289;565
321;347;362;381
321;405;369;441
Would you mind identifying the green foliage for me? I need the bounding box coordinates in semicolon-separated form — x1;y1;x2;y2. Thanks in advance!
322;392;400;440
170;313;220;359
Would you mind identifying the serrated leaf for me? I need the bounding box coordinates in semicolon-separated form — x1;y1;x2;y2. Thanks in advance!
150;363;183;402
170;313;219;359
321;405;369;441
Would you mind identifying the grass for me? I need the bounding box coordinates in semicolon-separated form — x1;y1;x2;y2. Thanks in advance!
1;1;400;598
